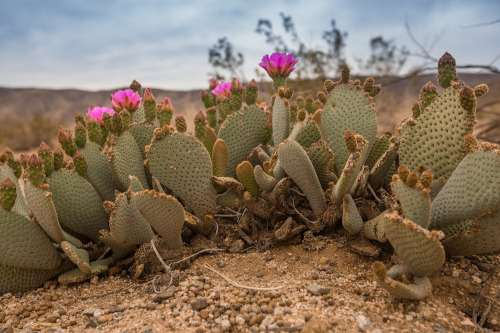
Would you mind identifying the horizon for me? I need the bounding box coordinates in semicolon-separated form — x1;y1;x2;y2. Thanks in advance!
1;0;499;91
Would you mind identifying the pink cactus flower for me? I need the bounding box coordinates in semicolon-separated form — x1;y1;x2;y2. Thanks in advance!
211;82;231;97
259;53;298;78
87;106;115;124
110;89;141;112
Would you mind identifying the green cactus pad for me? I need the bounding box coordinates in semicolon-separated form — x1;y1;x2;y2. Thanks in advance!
307;141;338;190
218;105;268;177
236;161;259;196
58;258;111;285
363;212;387;243
212;176;245;193
253;165;277;192
322;83;377;175
109;132;149;191
134;190;185;249
109;191;155;245
278;139;326;216
60;241;91;274
383;211;445;277
99;230;136;261
399;85;475;179
365;133;390;169
441;210;500;256
297;121;322;149
367;143;398;190
212;139;229;177
342;194;363;234
272;96;290;145
0;164;30;218
129;122;156;160
128;175;144;193
372;262;432;300
79;142;118;202
430;148;500;229
46;169;108;241
204;126;217;156
0;263;61;294
24;181;64;243
391;179;431;229
147;132;216;221
429;177;446;202
0;208;61;270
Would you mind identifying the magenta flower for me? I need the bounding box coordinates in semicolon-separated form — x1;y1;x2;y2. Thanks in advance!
211;82;231;97
87;106;115;124
110;89;141;112
259;53;298;78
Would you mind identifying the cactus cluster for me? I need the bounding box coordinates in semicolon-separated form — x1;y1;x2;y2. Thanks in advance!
0;52;498;300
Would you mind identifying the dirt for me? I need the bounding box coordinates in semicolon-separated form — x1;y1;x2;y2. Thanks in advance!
1;227;499;333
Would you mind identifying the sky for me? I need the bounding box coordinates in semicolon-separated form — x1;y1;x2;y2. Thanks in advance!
0;0;499;91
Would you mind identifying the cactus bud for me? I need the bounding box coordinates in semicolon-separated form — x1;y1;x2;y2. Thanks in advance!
0;178;16;211
317;91;327;105
27;154;45;187
406;172;418;188
74;122;87;148
289;102;298;123
312;109;322;128
473;84;489;98
363;77;374;94
324;80;335;93
0;147;14;163
109;112;122;134
200;90;215;109
19;153;29;169
86;114;102;145
344;130;357;153
295;95;305;110
216;94;232;120
237;161;259;196
260;119;273;145
194;110;207;141
420;169;434;188
73;151;87;177
370;84;381;97
53;148;64;171
58;126;76;157
143;88;157;122
206;106;217;128
463;134;478;155
244;79;259;105
157;99;174;127
37;141;54;176
459;86;476;112
120;110;131;129
129;79;142;96
340;66;350;84
297;108;306;122
419;81;439;112
212;139;229;177
411;101;421;119
74;112;86;127
230;77;243;111
397;164;410;183
417;164;426;174
209;78;219;91
437;52;457;89
175;114;187;133
305;94;314;114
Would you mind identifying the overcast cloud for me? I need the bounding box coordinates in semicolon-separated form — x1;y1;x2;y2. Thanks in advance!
0;0;498;90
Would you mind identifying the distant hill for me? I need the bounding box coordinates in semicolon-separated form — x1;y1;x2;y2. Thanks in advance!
1;74;498;151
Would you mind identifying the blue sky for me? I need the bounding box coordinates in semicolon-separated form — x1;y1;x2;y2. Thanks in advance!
0;0;498;90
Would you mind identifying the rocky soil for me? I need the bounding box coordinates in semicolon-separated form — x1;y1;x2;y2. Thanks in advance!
1;229;499;333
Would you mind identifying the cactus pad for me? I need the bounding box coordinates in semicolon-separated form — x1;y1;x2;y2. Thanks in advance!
147;132;216;220
342;194;363;234
80;142;118;202
218;105;268;177
134;190;185;249
272;96;290;145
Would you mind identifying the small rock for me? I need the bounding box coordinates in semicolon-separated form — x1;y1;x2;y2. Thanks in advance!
97;315;109;324
153;286;176;303
218;262;226;268
191;298;209;311
460;318;476;327
221;319;231;332
471;276;481;284
229;239;244;253
307;283;331;296
82;307;103;317
301;318;328;333
355;315;373;332
451;269;460;277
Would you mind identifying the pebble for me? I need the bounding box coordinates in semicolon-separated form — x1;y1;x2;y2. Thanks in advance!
191;298;209;311
307;283;331;296
471;276;481;284
301;318;328;333
356;314;373;332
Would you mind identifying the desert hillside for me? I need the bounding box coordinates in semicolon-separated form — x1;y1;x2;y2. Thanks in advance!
0;74;498;151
